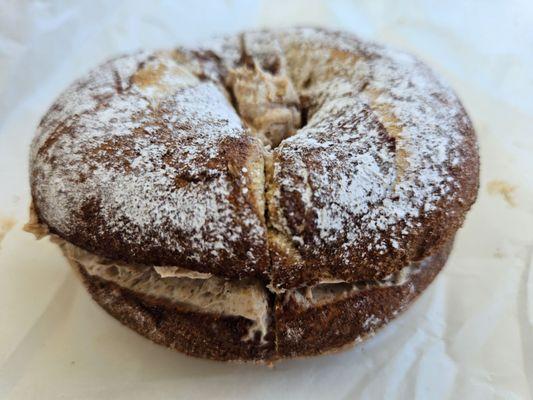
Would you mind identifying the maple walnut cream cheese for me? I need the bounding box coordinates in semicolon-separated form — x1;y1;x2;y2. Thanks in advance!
26;28;479;362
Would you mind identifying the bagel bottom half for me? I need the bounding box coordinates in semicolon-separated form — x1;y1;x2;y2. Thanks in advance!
68;239;453;363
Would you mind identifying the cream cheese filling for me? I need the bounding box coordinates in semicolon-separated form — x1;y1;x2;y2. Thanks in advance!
24;207;269;342
285;261;427;309
153;266;212;280
25;205;426;342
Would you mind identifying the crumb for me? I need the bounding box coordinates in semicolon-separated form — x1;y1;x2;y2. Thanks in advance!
0;217;16;247
487;180;516;207
493;248;503;258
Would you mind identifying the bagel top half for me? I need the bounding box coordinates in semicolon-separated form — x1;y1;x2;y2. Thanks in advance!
29;28;479;291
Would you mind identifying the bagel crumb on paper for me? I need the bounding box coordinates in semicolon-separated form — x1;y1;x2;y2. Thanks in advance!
0;217;16;247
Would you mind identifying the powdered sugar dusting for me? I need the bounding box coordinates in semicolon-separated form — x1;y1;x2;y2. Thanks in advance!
31;50;268;272
30;28;474;282
269;28;470;266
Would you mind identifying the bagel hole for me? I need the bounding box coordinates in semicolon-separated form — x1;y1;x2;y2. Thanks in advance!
299;94;312;128
302;75;313;89
262;58;280;75
227;39;306;148
300;104;310;128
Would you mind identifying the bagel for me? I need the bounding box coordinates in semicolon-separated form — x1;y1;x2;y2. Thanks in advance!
27;28;479;362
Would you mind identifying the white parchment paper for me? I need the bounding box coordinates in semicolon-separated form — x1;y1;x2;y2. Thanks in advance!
0;1;532;399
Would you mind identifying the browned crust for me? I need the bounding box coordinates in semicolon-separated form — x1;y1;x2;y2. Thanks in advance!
77;263;275;362
31;133;271;282
30;29;479;291
266;31;480;290
30;50;271;283
75;239;452;362
275;239;452;358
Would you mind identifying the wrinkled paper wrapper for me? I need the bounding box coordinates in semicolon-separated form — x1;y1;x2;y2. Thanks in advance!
0;1;532;399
